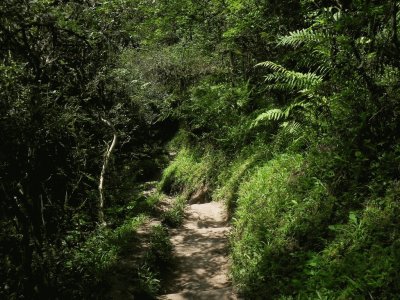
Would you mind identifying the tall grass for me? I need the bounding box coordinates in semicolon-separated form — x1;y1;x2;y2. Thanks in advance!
159;146;219;197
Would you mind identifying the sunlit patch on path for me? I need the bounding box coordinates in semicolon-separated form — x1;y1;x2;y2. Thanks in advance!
159;202;237;300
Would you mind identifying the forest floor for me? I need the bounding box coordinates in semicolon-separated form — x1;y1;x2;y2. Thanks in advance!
158;201;237;300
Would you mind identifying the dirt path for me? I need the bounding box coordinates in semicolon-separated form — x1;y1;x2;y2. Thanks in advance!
159;201;237;300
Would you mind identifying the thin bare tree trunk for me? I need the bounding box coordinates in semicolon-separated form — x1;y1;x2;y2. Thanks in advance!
98;118;117;226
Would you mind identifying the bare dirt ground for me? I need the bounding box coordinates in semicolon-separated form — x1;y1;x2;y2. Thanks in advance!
158;201;237;300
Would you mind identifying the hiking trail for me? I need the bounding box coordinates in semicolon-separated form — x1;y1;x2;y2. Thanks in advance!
158;201;237;300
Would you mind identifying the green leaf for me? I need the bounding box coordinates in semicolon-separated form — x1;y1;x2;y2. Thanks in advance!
349;212;358;224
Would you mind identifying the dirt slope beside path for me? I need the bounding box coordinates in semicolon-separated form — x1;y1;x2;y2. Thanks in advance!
159;202;237;300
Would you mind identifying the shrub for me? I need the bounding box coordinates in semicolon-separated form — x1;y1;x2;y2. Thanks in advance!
180;80;253;151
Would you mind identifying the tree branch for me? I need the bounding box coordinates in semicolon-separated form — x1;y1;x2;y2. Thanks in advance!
98;118;117;226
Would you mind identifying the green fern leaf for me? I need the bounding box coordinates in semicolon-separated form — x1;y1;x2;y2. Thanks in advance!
280;121;302;134
256;108;285;122
278;28;329;48
257;61;323;91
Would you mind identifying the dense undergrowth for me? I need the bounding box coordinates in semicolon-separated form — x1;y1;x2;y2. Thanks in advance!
162;130;400;299
55;181;174;299
2;0;400;299
154;1;400;298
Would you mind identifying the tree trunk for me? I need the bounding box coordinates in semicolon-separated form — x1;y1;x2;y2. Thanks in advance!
98;118;117;226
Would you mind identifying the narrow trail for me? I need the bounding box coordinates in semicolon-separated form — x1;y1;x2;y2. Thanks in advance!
159;201;237;300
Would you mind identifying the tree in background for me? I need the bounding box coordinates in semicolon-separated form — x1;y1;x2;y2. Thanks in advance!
0;0;167;298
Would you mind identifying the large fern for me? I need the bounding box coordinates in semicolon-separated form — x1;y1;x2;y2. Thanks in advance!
254;108;286;123
277;28;330;48
252;101;311;128
277;27;333;74
256;61;323;91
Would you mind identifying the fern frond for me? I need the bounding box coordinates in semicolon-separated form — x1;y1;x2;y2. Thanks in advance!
280;121;302;134
255;61;287;72
251;99;313;129
250;108;282;128
257;61;323;90
256;108;285;122
278;28;329;48
286;101;311;113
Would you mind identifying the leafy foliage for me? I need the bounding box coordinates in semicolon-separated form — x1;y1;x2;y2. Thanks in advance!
151;0;400;298
256;61;323;91
2;0;400;298
0;0;172;298
277;28;330;48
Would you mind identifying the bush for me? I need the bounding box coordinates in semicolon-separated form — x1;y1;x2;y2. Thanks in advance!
180;80;253;151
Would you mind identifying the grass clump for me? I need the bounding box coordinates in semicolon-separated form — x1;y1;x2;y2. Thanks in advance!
69;214;147;273
136;224;173;297
231;153;333;298
146;224;173;269
162;195;186;227
214;142;271;216
159;147;215;197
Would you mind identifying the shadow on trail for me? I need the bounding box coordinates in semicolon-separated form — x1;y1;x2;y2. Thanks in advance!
162;202;231;294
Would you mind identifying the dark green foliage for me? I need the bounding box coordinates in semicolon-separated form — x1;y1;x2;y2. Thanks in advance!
2;0;400;298
181;80;254;151
59;215;146;299
149;0;400;298
147;225;173;270
0;0;171;298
